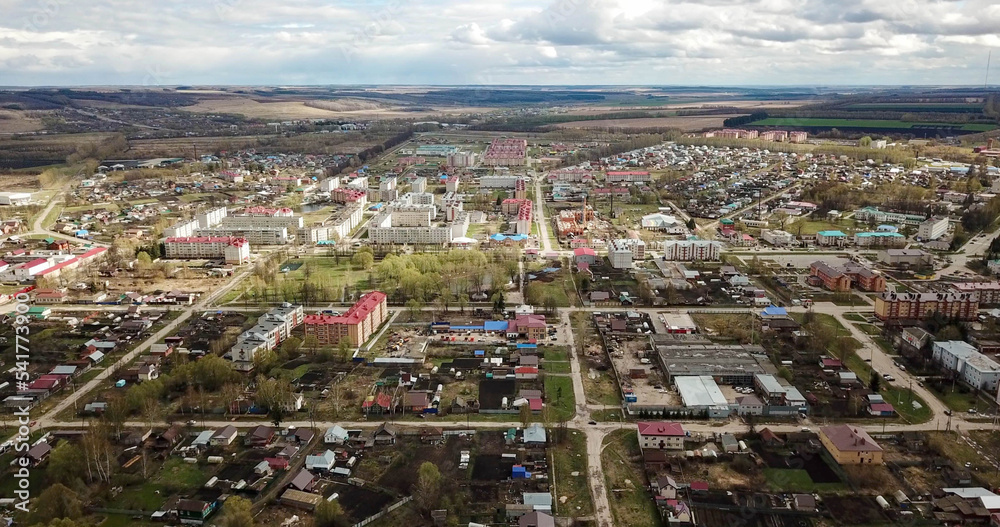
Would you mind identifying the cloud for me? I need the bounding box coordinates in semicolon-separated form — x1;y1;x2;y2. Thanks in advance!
0;0;997;85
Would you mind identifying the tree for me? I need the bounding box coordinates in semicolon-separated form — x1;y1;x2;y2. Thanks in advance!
219;496;255;527
351;250;374;271
492;291;506;315
859;136;872;148
777;366;793;382
136;251;153;271
519;403;532;427
406;298;422;321
303;335;320;355
47;442;86;487
413;462;443;513
686;217;696;231
28;484;83;526
338;338;353;362
314;498;349;527
870;370;881;392
255;376;294;427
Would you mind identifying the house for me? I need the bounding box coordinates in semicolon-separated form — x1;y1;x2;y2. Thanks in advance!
324;425;349;444
211;425;238;446
289;468;316;492
155;425;182;450
819;425;883;464
404;390;432;412
523;423;547;445
759;428;784;447
305;450;336;471
245;425;274;447
420;427;445;444
290;428;315;444
24;442;51;467
653;475;680;499
280;489;322;512
266;457;290;471
518;511;555;527
176;498;217;525
373;422;397;445
637;422;685;451
759;305;788;319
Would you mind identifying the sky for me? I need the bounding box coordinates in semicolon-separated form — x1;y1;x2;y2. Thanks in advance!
1;0;999;86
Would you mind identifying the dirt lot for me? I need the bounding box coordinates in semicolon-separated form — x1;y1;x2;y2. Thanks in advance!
609;338;671;405
0;109;45;134
554;115;744;132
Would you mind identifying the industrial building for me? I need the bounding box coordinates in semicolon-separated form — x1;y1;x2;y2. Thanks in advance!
878;249;933;268
652;336;767;385
674;376;730;416
0;192;32;206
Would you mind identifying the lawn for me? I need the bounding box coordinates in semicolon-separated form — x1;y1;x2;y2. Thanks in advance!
545;375;576;421
882;385;932;424
749;117;997;132
549;429;594;516
787;218;856;236
544;361;571;374
153;457;210;489
223;256;366;305
763;468;845;492
842;313;867;323
928;384;986;414
602;430;661;527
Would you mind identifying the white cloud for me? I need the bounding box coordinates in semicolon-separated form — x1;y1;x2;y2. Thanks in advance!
0;0;998;85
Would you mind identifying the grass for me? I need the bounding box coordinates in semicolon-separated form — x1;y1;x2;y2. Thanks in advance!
856;323;880;336
602;429;661;527
549;430;594;516
591;408;626;422
762;468;845;492
153;457;209;489
545;361;571;374
544;348;569;362
545;375;576;421
928;384;985;414
570;311;622;405
750;117;997;132
842;313;867;323
928;432;1000;489
883;384;932;424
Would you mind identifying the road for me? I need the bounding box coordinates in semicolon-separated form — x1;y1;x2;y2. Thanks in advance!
533;175;554;254
22;182;109;247
699;179;803;236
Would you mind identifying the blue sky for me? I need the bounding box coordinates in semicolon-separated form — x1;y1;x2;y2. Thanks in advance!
1;0;998;86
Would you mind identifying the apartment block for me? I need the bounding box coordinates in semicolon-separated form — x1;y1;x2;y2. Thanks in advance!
482;138;527;167
951;282;1000;305
932;340;1000;392
605;171;651;183
304;292;388;347
164;236;250;264
230;304;304;371
661;240;722;262
874;291;979;321
917;216;949;241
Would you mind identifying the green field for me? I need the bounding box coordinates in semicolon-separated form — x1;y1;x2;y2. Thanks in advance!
750;117;996;132
763;468;844;492
545;375;576;421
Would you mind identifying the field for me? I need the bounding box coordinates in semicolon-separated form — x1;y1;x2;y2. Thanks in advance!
602;430;661;527
0;108;45;133
549;430;594;515
182;92;497;120
841;103;983;112
749;117;997;132
553;115;743;131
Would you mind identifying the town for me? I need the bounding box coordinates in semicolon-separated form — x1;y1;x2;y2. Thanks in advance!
1;84;1000;527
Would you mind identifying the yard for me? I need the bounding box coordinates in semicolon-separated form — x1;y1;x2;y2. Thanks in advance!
544;375;576;421
549;430;594;516
602;430;661;527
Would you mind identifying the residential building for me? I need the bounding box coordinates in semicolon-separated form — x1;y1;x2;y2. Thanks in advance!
482;139;527;167
918;216;950;241
854;206;926;226
230;304;304;371
815;230;847;247
303;291;388;347
819;425;883;464
447;151;476;167
874;291;979;321
608;238;644;270
507;314;547;341
951;282;1000;305
606;171;651;183
854;231;906;247
809;261;886;292
164;236;250;264
932;341;1000;392
636;422;686;451
661;240;722;261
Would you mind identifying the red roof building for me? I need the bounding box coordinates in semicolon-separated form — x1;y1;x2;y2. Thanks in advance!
304;291;388;347
637;422;686;451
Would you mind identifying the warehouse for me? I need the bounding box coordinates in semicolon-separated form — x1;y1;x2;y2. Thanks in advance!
0;192;32;206
674;376;731;417
652;336;767;385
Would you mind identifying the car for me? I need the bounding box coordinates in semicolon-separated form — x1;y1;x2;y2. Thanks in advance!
800;427;811;433
588;420;597;425
968;409;978;414
944;410;953;416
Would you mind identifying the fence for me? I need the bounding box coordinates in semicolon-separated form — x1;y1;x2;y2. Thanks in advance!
352;496;413;527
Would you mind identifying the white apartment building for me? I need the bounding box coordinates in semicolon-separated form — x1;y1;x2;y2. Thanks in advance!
447;151;476;167
196;227;288;245
380;177;398;202
443;193;464;222
230;304;304;372
761;229;795;247
163;219;200;238
196;207;228;229
445;176;460;193
662;240;722;261
480;175;523;189
932;340;1000;392
368;211;469;245
411;177;427;193
402;192;436;206
917;217;949;241
320;177;341;192
608;240;635;269
164;236;250;264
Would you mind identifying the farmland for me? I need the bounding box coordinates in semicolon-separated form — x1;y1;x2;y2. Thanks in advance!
553;115;742;131
840;103;984;112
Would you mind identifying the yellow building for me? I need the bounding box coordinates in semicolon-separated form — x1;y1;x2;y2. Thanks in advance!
819;425;883;465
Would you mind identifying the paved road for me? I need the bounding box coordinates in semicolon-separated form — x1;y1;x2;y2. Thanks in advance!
533;175;554;254
26;184;109;247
